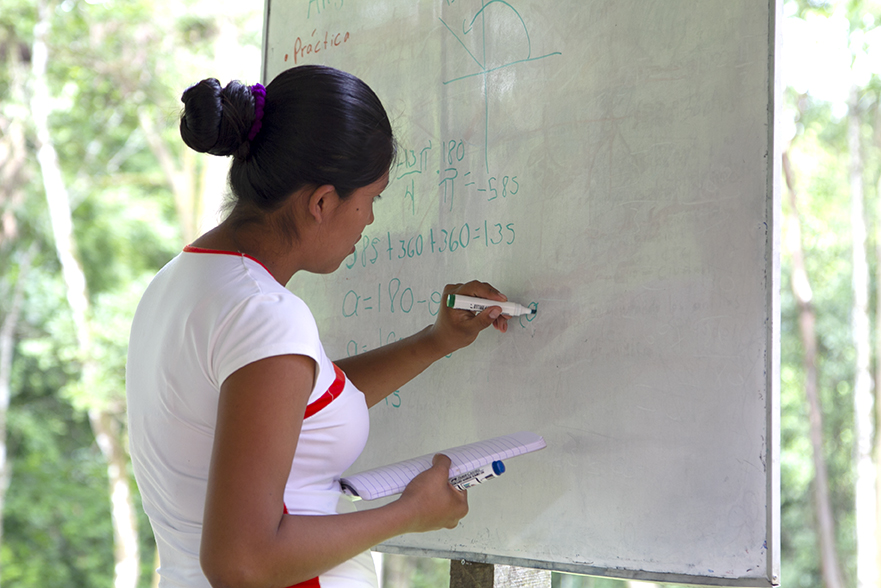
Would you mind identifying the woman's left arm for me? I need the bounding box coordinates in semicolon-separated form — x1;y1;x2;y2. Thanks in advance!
335;281;508;407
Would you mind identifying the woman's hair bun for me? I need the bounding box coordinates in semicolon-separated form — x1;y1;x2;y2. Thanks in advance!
179;78;256;157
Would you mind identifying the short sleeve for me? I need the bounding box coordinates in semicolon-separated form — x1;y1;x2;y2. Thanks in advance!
209;291;322;388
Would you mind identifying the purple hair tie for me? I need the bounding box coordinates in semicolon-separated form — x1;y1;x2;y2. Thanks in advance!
247;83;266;141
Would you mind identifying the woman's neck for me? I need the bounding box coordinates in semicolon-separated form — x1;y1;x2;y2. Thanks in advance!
192;222;296;285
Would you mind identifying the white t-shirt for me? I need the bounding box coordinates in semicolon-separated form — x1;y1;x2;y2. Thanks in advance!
126;248;373;588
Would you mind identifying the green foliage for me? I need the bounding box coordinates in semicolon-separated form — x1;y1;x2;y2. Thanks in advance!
2;402;113;587
0;0;260;586
551;574;629;588
780;1;881;586
781;99;859;588
74;188;179;298
383;555;455;588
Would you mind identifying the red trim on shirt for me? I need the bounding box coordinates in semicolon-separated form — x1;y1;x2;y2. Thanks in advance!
287;578;321;588
280;503;321;587
182;244;272;275
304;363;345;419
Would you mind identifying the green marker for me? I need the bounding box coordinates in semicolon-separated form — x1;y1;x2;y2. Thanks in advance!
446;294;536;317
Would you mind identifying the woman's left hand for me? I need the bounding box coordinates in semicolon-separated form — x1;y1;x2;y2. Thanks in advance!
428;281;509;355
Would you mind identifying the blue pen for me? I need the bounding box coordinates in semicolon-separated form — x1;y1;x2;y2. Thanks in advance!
449;460;506;491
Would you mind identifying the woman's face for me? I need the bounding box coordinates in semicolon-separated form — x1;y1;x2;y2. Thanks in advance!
319;172;388;272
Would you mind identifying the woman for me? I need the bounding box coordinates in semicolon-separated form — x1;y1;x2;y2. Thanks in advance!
126;64;509;588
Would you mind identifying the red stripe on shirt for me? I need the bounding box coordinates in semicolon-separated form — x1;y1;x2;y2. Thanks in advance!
287;577;321;588
279;511;322;588
182;244;272;274
304;363;345;419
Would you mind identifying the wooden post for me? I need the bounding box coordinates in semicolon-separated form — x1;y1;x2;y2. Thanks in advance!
450;561;551;588
450;561;494;588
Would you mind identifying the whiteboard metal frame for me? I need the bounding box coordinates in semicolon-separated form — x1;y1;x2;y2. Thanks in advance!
766;0;782;584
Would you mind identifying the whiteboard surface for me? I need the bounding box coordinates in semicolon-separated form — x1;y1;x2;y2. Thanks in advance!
263;1;780;585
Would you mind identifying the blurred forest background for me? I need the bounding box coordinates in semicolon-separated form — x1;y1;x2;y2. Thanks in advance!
0;0;878;587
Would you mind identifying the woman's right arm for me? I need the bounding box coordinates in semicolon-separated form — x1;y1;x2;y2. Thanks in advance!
200;354;467;588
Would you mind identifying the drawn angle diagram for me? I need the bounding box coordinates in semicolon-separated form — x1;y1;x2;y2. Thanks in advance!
440;1;561;172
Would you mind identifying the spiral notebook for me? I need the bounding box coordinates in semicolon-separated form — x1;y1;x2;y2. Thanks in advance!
339;431;546;500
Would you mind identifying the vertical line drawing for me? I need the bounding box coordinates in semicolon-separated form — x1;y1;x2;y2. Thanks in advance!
440;1;561;172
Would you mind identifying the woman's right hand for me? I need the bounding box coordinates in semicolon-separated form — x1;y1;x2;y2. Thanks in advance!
397;454;469;533
427;281;509;357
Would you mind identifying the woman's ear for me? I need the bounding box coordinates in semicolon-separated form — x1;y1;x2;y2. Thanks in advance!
306;184;339;223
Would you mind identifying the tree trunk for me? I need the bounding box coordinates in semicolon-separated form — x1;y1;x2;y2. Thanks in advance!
0;26;33;568
90;409;141;588
31;3;140;587
848;87;878;588
136;22;241;247
873;103;881;588
137;110;201;244
0;246;33;557
782;149;845;588
0;45;29;252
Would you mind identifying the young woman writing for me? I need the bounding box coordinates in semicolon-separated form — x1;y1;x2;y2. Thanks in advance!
126;65;509;588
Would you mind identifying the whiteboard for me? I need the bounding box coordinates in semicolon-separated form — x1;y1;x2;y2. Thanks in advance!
263;1;780;586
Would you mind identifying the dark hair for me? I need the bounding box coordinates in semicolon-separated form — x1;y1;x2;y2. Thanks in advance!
179;65;396;217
